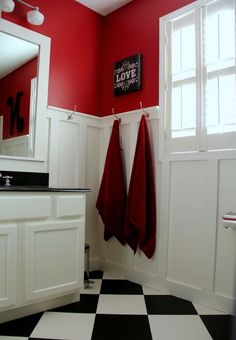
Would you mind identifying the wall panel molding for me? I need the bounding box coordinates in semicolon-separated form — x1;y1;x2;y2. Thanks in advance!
47;105;236;314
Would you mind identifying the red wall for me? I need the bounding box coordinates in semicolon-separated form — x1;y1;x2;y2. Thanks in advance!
0;58;37;139
2;0;196;117
100;0;196;116
2;0;103;115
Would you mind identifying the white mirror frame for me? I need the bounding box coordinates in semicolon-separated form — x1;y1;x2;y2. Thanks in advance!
0;18;50;172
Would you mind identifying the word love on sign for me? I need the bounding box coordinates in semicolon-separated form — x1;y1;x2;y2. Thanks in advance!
113;54;142;96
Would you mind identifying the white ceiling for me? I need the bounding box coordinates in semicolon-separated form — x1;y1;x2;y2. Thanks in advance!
76;0;133;16
0;1;132;79
0;32;39;79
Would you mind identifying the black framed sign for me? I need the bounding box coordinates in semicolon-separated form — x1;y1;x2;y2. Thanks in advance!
113;54;142;96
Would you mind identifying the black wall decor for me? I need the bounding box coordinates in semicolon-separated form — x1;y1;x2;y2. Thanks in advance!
7;91;25;135
113;54;142;96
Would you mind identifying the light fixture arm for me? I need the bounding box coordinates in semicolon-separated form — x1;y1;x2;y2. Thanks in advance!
15;0;38;11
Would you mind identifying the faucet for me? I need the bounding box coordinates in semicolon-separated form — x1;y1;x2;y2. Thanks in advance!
2;174;13;186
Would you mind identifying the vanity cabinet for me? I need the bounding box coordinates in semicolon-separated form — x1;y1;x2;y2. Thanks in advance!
0;190;87;315
25;220;84;301
0;224;17;309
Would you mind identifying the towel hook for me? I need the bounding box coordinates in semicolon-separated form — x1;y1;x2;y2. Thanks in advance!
67;104;77;120
139;101;150;118
112;108;121;122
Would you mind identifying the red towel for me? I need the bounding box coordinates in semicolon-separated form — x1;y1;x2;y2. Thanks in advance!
124;115;156;258
96;119;127;245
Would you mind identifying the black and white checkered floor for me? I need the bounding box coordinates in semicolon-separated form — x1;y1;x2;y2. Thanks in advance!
0;271;234;340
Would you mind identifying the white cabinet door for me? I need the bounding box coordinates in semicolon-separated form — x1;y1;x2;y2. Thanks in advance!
0;224;17;309
25;220;84;301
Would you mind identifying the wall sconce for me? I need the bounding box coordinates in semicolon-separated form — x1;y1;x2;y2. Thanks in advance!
0;0;44;25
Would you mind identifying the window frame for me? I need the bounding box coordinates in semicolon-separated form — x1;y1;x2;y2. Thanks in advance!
159;0;236;157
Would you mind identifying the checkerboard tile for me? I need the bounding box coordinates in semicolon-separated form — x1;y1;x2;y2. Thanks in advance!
91;314;152;340
0;270;234;340
100;279;143;294
200;315;234;340
97;295;147;314
145;295;198;315
50;294;99;314
0;313;43;337
149;315;212;340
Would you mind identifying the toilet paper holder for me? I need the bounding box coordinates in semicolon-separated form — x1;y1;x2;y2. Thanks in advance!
222;212;236;230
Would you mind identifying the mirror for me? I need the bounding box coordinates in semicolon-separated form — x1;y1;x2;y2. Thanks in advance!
0;19;50;160
0;32;39;157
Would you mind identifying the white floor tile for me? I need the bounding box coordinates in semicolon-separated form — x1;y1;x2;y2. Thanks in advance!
193;302;226;315
142;285;168;295
97;295;147;315
30;312;95;340
149;315;212;340
81;279;102;294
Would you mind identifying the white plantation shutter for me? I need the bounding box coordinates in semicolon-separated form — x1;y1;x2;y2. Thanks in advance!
204;0;236;150
164;0;236;153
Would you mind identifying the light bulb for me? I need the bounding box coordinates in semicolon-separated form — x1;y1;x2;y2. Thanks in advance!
0;0;15;12
27;8;44;25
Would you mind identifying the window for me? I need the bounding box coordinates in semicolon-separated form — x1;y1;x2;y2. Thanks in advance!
161;0;236;153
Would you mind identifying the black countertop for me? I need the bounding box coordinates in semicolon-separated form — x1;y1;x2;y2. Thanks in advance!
0;186;91;192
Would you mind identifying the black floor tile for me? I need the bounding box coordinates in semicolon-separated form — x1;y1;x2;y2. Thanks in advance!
200;315;235;340
0;312;43;337
145;295;198;315
91;314;152;340
89;270;104;279
48;294;99;314
100;279;143;295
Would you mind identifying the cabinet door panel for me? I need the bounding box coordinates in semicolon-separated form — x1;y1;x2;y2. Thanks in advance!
25;221;84;301
56;195;85;218
0;224;17;309
0;196;50;221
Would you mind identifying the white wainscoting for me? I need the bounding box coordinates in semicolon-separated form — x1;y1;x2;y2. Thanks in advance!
47;106;101;269
97;107;164;289
166;160;208;290
47;105;236;314
160;155;236;314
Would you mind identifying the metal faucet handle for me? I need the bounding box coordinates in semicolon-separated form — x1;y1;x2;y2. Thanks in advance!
2;175;13;186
